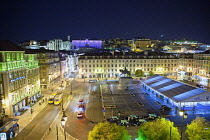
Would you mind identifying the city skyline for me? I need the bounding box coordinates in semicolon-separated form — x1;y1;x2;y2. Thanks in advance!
1;0;210;44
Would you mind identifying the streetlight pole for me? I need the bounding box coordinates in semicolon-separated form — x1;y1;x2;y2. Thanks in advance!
70;79;73;95
179;109;188;140
61;111;67;140
56;125;58;140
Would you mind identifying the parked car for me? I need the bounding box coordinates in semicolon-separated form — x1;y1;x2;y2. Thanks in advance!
138;119;147;124
107;116;119;123
129;120;140;126
128;115;139;120
116;120;129;127
89;79;97;83
147;114;158;121
196;84;204;88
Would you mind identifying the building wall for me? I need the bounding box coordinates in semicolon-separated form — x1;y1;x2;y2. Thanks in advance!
78;54;179;78
135;40;151;48
47;39;71;51
72;39;102;50
0;51;41;117
37;52;60;91
78;53;210;87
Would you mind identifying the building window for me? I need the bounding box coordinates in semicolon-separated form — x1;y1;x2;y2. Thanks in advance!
9;73;13;79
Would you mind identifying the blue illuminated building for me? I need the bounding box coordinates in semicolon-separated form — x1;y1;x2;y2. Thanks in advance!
72;39;102;50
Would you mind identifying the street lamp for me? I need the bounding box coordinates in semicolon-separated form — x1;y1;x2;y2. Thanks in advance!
62;111;67;121
179;110;188;140
70;79;73;95
61;118;66;128
61;111;67;140
118;111;121;118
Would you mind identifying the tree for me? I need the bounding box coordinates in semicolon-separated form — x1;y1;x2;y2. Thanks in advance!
148;71;154;76
185;117;210;140
88;122;131;140
137;118;180;140
135;69;144;77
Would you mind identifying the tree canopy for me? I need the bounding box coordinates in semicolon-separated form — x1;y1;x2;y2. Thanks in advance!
138;118;180;140
135;69;144;77
88;122;131;140
148;71;154;76
185;117;210;140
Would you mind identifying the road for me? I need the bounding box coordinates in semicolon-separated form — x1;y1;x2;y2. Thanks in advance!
64;81;104;140
14;79;104;140
14;79;94;140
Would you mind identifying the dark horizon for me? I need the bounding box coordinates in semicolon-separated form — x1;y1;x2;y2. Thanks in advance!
1;0;210;44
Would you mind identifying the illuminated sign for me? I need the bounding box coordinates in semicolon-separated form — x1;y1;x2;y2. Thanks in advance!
0;133;7;140
10;76;25;82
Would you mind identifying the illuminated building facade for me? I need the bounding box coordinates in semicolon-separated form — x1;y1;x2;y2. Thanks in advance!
34;50;61;91
78;52;178;79
132;37;152;52
59;51;79;79
78;51;210;88
72;39;102;50
0;41;40;117
47;36;71;51
23;40;41;49
192;53;210;87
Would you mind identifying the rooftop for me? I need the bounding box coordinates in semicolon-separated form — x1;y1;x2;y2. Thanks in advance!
141;75;207;102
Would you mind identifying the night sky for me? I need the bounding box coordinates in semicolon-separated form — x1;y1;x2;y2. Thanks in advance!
1;0;210;43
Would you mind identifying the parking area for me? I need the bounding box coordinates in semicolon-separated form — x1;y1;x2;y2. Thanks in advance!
101;83;176;119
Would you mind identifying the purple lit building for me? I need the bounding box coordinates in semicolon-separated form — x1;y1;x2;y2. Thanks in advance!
71;39;102;50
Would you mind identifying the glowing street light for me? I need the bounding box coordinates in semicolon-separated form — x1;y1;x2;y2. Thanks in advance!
179;110;188;140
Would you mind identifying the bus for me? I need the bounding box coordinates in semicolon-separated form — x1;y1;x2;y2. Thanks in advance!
48;93;57;104
54;93;63;105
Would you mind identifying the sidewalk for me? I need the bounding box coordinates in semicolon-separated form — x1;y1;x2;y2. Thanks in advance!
16;97;48;133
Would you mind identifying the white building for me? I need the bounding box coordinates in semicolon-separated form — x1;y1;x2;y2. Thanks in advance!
78;52;178;79
59;51;79;79
47;36;71;51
